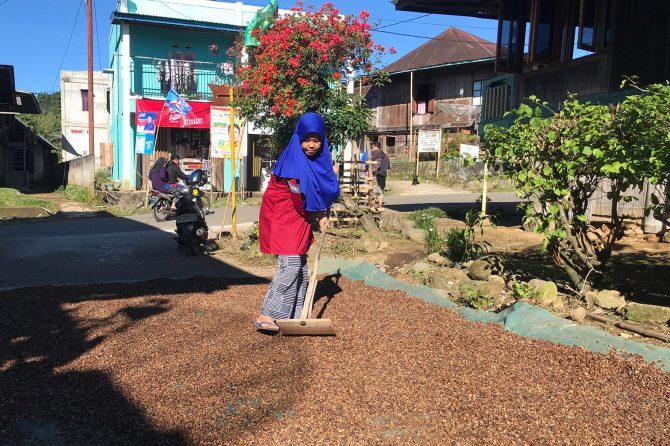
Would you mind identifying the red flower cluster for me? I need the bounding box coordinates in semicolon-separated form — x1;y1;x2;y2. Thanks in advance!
236;3;387;119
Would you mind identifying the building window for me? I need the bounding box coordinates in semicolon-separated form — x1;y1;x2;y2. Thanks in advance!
578;0;600;51
495;0;527;73
81;89;89;111
168;51;197;94
413;83;435;115
472;81;483;106
386;136;396;147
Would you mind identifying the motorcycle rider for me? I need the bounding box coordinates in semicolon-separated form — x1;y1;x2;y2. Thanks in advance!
149;157;171;191
166;154;190;210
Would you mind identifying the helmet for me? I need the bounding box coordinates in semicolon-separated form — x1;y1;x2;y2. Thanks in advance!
189;169;207;186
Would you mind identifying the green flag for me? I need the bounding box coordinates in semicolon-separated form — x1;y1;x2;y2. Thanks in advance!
244;0;279;47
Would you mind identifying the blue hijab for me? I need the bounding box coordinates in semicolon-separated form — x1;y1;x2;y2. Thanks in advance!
272;112;340;211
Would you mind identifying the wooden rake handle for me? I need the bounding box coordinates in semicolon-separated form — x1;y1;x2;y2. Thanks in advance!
299;229;327;320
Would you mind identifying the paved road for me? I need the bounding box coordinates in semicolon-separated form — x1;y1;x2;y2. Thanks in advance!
0;192;521;290
0;206;262;291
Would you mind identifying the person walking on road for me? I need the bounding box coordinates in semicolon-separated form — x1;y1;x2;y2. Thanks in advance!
370;141;390;207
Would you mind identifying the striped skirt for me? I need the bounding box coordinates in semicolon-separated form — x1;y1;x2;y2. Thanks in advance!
260;255;308;320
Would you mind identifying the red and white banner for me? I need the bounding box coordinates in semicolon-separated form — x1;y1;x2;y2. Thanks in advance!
136;98;211;128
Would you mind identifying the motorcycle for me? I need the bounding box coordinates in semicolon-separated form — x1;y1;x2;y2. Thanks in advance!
149;189;175;222
174;169;212;256
150;186;210;222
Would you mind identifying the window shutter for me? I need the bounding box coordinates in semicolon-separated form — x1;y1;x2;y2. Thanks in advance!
428;84;436;113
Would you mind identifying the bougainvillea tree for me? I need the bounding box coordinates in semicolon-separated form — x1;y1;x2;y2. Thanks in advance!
234;2;392;151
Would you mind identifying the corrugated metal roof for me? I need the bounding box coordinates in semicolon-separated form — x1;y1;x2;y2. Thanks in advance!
385;27;496;73
112;12;243;32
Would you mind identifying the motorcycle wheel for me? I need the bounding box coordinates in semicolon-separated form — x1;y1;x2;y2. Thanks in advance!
153;199;171;222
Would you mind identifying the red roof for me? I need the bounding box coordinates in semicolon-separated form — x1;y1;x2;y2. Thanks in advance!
384;27;496;73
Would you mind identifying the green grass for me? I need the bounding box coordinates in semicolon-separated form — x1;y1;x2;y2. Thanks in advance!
212;195;263;208
0;188;57;212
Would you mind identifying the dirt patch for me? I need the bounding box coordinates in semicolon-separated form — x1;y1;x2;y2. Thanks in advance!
1;277;668;445
385;180;463;196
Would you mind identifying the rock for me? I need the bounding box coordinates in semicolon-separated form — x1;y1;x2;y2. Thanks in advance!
460;280;504;300
428;268;469;290
412;262;431;274
405;228;426;243
663;232;670;243
427;252;448;265
569;307;587;323
528;279;559;307
626;302;670;324
594;289;626;311
378;210;401;231
467;256;504;281
487;275;506;286
362;235;381;253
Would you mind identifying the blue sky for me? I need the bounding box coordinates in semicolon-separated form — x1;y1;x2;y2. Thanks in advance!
0;0;499;93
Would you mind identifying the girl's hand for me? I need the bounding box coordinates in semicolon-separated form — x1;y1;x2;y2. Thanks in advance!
318;216;330;232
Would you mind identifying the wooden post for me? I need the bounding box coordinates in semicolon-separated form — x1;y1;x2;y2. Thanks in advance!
481;160;489;217
229;87;237;240
410;70;419;185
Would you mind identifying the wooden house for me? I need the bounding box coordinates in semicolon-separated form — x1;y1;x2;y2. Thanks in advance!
393;0;670;133
364;28;497;153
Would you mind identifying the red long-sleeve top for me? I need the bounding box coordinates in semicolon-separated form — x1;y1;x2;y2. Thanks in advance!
259;175;314;255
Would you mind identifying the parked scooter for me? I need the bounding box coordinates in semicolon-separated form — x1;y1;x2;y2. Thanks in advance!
174;169;211;256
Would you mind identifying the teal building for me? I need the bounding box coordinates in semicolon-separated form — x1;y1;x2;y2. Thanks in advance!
108;0;264;190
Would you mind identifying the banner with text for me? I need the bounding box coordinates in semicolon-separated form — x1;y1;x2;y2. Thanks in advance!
136;98;211;129
135;111;156;155
210;106;244;158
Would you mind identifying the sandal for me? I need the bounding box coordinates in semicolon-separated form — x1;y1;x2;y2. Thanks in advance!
254;320;280;333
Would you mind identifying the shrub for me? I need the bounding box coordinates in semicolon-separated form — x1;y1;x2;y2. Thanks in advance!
509;281;537;304
94;168;112;191
58;185;93;203
461;285;493;309
443;210;492;263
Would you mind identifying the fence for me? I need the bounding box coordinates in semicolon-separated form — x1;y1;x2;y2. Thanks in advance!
587;180;665;233
390;158;492;184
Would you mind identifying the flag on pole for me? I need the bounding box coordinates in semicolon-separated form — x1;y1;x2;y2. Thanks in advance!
165;89;192;115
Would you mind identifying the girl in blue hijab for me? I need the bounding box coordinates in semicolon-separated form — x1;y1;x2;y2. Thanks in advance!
255;112;340;333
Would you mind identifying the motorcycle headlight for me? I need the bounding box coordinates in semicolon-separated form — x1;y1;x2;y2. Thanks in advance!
191;188;200;196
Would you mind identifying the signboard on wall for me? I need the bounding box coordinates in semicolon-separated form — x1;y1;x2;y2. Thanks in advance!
135;111;156;155
210;106;244;158
417;129;442;153
459;143;480;160
136;99;211;128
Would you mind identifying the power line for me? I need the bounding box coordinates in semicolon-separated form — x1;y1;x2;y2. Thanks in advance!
51;0;85;92
372;12;432;30
371;16;498;30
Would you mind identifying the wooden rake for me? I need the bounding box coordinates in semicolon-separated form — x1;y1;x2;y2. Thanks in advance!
275;229;336;336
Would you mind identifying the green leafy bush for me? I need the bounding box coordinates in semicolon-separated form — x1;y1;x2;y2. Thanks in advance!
58;185;93;203
461;285;492;309
443;210;492;263
94;168;112;191
509;281;537;304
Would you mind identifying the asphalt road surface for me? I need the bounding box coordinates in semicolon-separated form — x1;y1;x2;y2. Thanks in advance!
0;192;521;290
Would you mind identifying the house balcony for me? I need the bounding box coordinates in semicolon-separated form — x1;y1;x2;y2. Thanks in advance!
129;56;235;101
479;54;611;135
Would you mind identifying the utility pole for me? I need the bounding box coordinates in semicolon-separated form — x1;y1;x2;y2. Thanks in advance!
87;0;95;168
